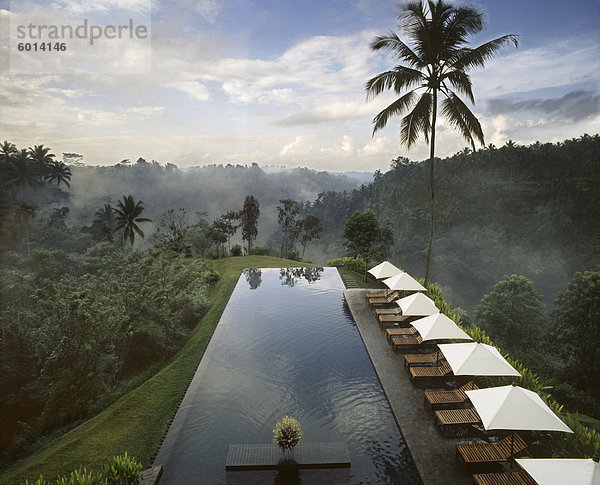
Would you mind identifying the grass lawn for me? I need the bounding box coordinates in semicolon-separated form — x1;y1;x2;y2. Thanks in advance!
0;256;311;484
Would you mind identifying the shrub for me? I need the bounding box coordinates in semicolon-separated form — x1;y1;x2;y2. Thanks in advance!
250;246;278;257
202;269;220;285
326;256;366;274
283;250;300;261
58;467;101;485
22;454;142;485
22;478;51;485
273;416;303;450
101;452;143;484
230;245;243;256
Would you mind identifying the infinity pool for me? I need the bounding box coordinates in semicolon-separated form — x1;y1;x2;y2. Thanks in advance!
154;267;420;484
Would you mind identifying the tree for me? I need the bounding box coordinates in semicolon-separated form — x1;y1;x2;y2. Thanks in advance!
0;140;17;166
29;144;56;182
343;209;394;280
153;208;194;255
15;202;36;253
475;274;548;357
299;214;323;261
221;210;240;252
277;198;301;258
240;195;260;255
366;0;518;285
551;272;600;401
45;160;72;188
113;195;152;248
48;206;70;229
82;203;115;242
206;217;229;258
5;149;39;198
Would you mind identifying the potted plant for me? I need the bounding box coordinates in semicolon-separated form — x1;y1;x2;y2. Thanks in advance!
273;416;303;457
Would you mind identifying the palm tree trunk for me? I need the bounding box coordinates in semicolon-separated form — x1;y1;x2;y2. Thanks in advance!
424;89;437;286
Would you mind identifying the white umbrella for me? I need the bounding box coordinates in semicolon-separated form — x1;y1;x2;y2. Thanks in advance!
466;385;572;433
515;458;600;485
411;313;473;341
382;272;426;292
367;261;402;279
466;384;573;458
438;342;521;377
396;292;439;316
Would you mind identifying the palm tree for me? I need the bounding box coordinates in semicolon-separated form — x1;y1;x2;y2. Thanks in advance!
366;0;517;285
5;149;40;198
46;160;72;188
29;144;56;181
93;203;115;241
0;141;18;191
113;195;152;247
0;140;17;164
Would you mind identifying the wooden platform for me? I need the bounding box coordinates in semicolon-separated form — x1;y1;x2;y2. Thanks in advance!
225;442;351;471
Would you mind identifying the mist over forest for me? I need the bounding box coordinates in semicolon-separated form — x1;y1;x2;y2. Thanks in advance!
64;162;362;250
22;134;600;314
309;135;600;313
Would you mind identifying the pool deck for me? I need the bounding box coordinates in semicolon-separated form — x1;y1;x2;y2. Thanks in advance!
344;289;472;485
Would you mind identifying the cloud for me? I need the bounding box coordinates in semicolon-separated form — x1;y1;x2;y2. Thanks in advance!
276;99;380;126
202;32;377;104
320;135;356;158
486;89;600;122
479;112;600;149
124;106;165;116
222;81;297;104
359;136;393;157
167;81;211;101
46;87;96;98
49;0;150;15
471;36;599;100
280;136;314;158
161;0;222;23
76;109;124;125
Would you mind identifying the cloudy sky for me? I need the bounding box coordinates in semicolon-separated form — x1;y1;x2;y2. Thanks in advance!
0;0;598;171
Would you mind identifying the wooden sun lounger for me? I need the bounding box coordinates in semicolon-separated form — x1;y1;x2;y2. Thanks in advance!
390;334;423;349
409;361;453;383
404;351;443;367
375;307;401;315
472;470;537;485
366;289;389;299
424;381;478;408
368;291;399;306
434;407;481;434
386;327;417;339
456;433;528;471
378;314;410;325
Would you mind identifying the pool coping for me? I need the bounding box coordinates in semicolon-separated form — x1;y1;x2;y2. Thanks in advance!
344;288;472;485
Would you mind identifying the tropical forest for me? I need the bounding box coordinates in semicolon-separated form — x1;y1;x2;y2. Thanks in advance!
1;0;599;483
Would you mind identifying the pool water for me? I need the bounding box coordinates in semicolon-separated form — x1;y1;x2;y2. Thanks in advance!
154;267;420;484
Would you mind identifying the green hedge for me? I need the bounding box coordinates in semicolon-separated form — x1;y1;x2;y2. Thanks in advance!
326;257;366;274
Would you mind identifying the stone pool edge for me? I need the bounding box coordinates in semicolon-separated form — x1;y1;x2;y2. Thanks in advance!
343;289;471;485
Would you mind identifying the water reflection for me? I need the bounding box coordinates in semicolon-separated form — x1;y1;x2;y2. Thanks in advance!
155;268;420;484
243;268;262;289
279;267;324;287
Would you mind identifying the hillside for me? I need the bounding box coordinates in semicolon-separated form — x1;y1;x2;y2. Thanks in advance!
306;135;600;312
